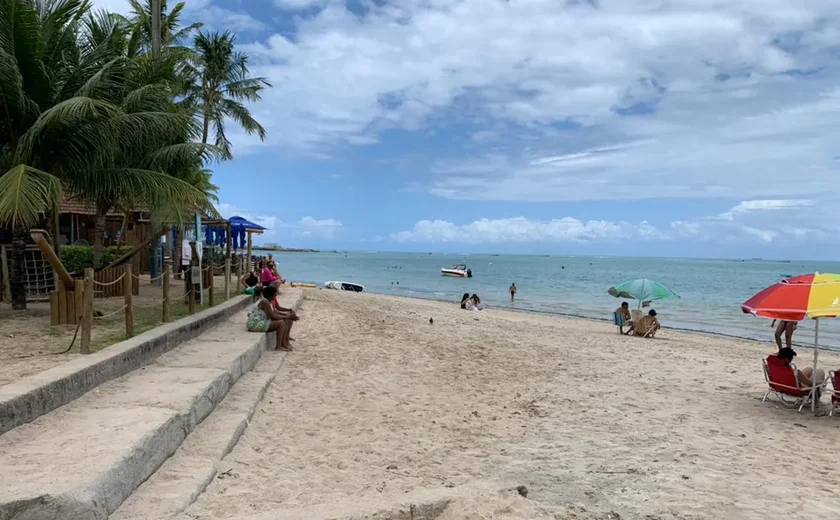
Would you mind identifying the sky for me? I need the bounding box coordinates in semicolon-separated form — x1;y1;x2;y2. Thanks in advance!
97;0;840;259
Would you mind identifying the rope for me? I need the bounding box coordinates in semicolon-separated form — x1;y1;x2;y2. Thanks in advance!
93;274;125;287
132;272;166;282
133;298;167;309
201;265;212;273
94;305;128;320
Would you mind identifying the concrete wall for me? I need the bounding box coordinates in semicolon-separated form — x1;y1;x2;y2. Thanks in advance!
0;295;254;436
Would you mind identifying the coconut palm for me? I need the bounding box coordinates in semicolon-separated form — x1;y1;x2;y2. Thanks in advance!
0;0;90;308
0;0;220;308
184;30;270;158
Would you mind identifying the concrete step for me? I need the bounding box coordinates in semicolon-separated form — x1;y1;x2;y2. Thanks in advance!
111;352;289;520
0;290;303;520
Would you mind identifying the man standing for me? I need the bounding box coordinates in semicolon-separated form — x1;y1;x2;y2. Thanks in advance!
509;282;517;301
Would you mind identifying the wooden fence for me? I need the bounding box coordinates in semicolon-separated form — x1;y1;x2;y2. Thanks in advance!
94;264;139;298
77;256;240;354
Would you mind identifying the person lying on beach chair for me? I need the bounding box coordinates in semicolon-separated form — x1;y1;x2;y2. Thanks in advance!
634;309;660;338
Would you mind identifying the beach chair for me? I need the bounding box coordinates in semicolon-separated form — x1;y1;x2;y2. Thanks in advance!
613;312;627;334
762;357;827;412
829;371;840;417
632;316;659;338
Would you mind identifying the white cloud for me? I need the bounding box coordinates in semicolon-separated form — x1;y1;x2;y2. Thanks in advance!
231;0;838;213
273;0;325;10
91;0;264;32
296;217;343;239
392;217;638;244
217;204;343;240
718;199;813;221
392;198;832;245
217;203;280;237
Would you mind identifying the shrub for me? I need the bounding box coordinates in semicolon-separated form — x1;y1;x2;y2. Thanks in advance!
60;245;134;272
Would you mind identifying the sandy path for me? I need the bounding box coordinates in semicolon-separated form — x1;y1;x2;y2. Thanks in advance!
181;290;840;520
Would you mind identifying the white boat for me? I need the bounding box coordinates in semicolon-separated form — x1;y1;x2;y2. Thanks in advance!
441;264;472;278
324;281;365;292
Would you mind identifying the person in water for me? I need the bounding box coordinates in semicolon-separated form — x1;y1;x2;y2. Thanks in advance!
509;283;517;301
246;285;298;351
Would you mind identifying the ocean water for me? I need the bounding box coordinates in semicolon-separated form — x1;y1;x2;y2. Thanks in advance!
255;250;840;350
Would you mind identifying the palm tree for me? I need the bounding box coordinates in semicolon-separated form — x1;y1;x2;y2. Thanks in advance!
0;0;220;310
125;0;201;53
184;30;270;158
0;0;89;309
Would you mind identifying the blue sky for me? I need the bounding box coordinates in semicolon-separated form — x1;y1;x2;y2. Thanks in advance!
99;0;840;259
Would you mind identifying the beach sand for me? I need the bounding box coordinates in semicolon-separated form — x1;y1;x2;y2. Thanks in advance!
0;274;235;386
176;289;840;520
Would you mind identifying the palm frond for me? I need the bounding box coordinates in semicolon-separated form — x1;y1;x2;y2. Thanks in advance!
0;163;62;227
221;98;266;141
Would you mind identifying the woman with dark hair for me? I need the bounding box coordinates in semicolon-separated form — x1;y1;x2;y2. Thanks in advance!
246;285;298;351
460;293;470;309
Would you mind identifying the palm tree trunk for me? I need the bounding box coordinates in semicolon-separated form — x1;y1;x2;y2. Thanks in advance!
92;212;106;269
201;109;211;146
9;226;28;310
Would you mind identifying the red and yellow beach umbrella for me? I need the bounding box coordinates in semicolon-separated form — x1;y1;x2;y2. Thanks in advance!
741;273;840;320
742;273;840;413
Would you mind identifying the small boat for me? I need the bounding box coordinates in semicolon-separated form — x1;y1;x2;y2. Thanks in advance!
324;281;365;292
290;282;317;288
441;264;472;278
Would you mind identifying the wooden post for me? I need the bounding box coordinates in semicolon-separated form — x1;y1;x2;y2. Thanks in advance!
163;262;171;322
124;263;133;337
50;292;59;326
208;266;215;306
246;231;253;272
29;229;74;288
74;279;83;324
81;268;94;354
236;254;243;281
225;221;232;264
188;267;195;314
57;279;67;325
224;257;231;301
1;245;11;302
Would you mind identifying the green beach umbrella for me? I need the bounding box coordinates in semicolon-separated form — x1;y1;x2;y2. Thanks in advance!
608;278;679;305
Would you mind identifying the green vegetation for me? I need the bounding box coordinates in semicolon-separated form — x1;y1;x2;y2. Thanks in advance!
60;245;133;273
0;0;269;309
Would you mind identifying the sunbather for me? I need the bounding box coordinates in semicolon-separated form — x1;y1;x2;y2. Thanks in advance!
634;309;660;338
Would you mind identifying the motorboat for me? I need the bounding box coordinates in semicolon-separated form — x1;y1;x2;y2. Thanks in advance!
441;264;472;278
324;281;365;292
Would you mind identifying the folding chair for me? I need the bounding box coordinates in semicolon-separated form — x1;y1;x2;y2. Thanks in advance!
762;357;827;412
613;312;627;334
